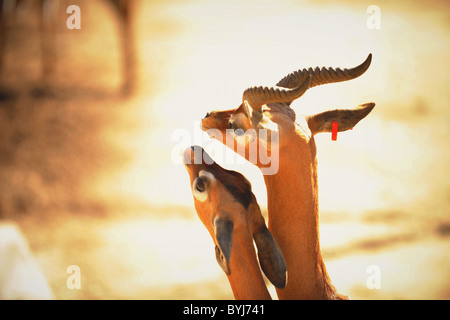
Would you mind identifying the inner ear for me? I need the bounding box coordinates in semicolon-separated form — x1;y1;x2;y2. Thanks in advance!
307;102;375;136
243;100;263;128
213;216;233;275
239;100;279;138
215;245;231;275
253;225;287;289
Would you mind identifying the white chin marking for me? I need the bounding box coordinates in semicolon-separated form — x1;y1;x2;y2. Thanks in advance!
193;187;208;202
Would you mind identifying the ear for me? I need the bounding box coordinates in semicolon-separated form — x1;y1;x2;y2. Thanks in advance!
306;102;375;136
247;201;287;288
236;100;279;151
253;225;287;289
242;100;279;133
213;215;233;275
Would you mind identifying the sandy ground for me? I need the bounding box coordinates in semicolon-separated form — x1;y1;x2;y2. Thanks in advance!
0;0;449;299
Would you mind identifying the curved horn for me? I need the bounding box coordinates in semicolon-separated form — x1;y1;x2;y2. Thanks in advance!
276;53;372;90
242;74;311;110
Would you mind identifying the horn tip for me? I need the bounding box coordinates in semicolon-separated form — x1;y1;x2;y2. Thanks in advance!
364;53;373;66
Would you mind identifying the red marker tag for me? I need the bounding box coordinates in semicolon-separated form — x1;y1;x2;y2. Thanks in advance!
331;121;338;141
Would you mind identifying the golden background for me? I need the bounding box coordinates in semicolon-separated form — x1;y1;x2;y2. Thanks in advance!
0;0;449;299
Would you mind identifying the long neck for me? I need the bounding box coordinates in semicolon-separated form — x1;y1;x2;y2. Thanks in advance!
225;233;272;300
263;135;340;300
203;219;271;300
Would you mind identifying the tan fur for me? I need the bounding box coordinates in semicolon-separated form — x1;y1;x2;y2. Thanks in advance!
201;56;374;299
184;147;287;299
202;101;374;300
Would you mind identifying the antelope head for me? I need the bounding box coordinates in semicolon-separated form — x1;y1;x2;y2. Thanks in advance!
183;146;287;290
201;54;375;168
200;54;375;299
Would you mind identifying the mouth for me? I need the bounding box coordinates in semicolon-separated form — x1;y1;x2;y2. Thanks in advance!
200;117;211;132
184;145;217;168
183;146;195;165
183;145;206;166
201;109;236;132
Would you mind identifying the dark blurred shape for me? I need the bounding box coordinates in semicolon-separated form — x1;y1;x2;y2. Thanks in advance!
436;222;450;237
109;0;137;95
0;0;137;95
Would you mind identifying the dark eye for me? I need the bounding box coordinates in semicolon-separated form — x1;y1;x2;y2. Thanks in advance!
192;173;212;202
195;178;206;192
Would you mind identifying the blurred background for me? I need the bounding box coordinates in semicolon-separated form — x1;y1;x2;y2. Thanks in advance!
0;0;449;299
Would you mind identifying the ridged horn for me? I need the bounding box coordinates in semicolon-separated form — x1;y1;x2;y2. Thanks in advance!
276;53;372;90
242;74;311;110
